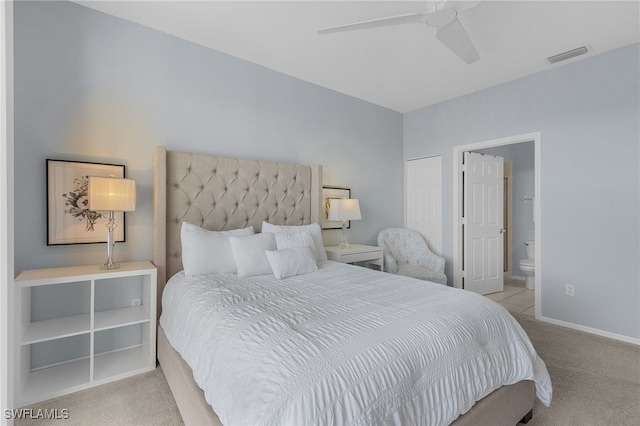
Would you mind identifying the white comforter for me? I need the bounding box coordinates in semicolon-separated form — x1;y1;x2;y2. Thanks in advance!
160;261;552;426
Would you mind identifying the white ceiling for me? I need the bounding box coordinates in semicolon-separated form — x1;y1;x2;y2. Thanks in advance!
74;1;640;113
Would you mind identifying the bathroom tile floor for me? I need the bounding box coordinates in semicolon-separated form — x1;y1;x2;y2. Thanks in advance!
485;278;535;316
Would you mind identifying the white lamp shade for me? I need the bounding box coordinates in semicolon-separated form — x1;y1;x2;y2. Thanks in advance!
88;176;136;212
328;198;362;221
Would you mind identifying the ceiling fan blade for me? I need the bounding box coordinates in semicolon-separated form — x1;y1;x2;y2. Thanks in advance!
435;18;480;63
319;13;426;35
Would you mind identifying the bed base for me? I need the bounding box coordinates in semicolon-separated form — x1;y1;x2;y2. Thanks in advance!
158;326;222;426
158;325;534;426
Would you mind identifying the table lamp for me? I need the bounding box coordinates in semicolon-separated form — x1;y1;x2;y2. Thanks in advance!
88;176;136;269
328;198;361;249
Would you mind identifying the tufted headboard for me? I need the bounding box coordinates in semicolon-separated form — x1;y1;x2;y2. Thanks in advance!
152;147;323;313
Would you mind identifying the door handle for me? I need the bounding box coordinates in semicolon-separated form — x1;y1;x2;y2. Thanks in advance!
500;228;505;234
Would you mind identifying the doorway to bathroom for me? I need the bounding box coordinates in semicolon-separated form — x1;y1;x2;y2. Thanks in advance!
452;132;541;319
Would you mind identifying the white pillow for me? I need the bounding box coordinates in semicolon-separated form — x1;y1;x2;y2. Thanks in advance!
262;222;327;262
229;233;277;278
181;222;254;276
274;231;315;256
266;246;318;279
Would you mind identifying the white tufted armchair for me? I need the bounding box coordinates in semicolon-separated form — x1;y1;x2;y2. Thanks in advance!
377;228;447;285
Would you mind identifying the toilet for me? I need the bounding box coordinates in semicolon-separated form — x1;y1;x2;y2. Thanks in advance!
518;241;535;289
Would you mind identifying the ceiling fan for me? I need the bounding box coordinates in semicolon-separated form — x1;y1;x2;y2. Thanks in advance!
319;0;481;64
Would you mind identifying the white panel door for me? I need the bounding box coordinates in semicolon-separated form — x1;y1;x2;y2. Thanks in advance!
463;152;504;294
406;156;442;256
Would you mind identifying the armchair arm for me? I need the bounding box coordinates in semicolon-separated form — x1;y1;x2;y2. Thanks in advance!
383;254;398;274
432;255;445;273
421;252;446;273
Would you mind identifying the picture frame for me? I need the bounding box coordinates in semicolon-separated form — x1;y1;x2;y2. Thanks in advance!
322;186;351;230
47;159;126;245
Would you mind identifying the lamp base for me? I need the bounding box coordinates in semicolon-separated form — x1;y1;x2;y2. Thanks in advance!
102;211;120;270
339;220;351;250
101;260;120;270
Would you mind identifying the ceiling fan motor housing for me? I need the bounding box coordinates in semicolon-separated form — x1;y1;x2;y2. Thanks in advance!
426;8;457;28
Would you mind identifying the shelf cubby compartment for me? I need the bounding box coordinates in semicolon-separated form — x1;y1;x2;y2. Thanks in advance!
23;357;91;406
20;334;91;406
93;323;152;383
20;280;90;345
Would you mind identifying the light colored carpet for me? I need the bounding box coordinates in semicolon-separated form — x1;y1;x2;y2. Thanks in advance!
513;313;640;426
17;315;640;425
16;367;183;426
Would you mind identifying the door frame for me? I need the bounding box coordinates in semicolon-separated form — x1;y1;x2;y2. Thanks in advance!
452;132;541;318
1;0;14;418
503;161;513;281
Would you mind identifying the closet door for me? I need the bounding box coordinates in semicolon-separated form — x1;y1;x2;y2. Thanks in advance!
405;156;442;256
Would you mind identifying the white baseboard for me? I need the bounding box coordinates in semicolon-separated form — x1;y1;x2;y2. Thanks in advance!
538;315;640;346
510;275;525;281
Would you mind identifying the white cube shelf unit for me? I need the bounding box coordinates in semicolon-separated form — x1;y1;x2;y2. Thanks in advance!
14;261;157;407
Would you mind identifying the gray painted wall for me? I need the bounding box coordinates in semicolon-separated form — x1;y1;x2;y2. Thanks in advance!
478;142;535;275
404;44;640;340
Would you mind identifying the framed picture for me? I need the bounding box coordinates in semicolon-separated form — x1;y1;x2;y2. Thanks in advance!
322;186;351;229
47;159;126;245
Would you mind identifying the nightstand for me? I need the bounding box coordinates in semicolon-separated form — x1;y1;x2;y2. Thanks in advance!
324;244;384;271
14;261;157;407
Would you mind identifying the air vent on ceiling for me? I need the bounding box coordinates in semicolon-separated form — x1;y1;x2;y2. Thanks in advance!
546;46;590;64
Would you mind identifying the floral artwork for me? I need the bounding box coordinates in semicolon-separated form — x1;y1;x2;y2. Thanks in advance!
62;176;103;232
47;160;126;245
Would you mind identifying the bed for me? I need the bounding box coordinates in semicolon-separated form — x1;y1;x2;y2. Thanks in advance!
152;147;552;425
